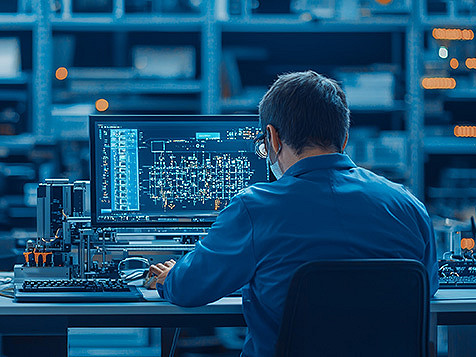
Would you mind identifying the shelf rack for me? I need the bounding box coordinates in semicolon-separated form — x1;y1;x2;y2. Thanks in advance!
0;0;475;199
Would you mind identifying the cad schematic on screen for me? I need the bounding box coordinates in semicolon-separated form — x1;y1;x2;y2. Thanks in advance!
93;120;267;224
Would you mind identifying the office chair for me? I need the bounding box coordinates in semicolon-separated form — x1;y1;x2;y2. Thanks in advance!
275;259;429;357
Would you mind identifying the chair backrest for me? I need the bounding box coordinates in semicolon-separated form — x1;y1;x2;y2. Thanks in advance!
275;259;429;357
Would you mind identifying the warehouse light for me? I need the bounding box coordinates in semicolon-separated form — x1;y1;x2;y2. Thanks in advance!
454;125;476;137
55;67;68;80
421;77;456;89
438;46;448;59
466;58;476;69
432;28;474;40
450;58;459;69
95;99;109;112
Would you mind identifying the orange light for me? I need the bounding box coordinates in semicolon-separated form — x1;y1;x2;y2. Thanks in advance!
454;125;476;138
375;0;392;4
466;58;476;69
461;238;475;250
450;58;459;69
432;28;474;40
55;67;68;80
95;99;109;112
421;77;456;89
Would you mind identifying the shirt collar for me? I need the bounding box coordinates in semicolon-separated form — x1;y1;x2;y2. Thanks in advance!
284;153;357;177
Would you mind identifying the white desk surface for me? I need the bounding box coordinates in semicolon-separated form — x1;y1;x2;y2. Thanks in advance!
0;295;243;316
431;290;476;312
1;292;476;314
3;266;476;315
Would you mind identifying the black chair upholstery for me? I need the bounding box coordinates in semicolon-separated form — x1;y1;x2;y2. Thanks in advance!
275;259;429;357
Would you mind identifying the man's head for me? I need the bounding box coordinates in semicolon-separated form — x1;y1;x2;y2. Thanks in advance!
259;70;350;155
258;71;351;177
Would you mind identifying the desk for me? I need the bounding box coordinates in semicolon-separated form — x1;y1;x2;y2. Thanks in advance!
0;288;245;356
432;290;476;325
1;290;476;357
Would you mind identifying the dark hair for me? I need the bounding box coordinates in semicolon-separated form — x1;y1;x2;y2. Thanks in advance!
259;70;350;154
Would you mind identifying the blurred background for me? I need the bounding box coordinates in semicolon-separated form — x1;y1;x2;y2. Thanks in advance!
0;0;475;355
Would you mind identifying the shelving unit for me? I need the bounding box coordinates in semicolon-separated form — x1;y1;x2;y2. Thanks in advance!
1;0;476;229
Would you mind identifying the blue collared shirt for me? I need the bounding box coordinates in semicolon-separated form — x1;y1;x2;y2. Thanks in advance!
158;153;438;357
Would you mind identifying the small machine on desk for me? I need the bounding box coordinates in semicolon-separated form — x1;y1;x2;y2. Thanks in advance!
13;114;267;302
438;217;476;288
13;178;151;302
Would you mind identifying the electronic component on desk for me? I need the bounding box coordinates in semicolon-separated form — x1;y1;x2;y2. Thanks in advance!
449;216;476;259
14;178;95;287
439;217;476;286
14;279;144;302
439;259;476;288
36;178;73;248
90;115;268;227
73;180;91;217
438;216;476;288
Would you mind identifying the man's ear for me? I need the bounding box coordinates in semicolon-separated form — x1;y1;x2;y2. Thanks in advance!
266;124;282;154
342;132;349;153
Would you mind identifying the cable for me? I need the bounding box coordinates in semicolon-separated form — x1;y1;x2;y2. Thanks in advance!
0;277;12;285
0;292;13;299
169;328;181;357
0;286;13;299
442;251;454;260
118;257;150;280
123;270;148;282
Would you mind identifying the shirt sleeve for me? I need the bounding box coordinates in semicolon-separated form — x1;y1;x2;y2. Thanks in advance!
158;195;256;307
403;186;439;296
423;220;439;297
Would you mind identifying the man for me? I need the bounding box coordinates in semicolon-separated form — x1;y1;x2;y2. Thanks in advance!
149;71;439;357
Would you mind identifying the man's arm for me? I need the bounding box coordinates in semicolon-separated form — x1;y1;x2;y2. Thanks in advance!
155;195;256;307
423;222;439;296
403;187;439;296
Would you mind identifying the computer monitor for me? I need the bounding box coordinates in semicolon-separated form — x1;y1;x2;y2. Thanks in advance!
89;115;267;227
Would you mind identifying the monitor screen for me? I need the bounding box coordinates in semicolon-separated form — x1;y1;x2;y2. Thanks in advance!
90;115;267;227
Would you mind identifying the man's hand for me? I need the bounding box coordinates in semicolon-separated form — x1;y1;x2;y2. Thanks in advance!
146;259;176;289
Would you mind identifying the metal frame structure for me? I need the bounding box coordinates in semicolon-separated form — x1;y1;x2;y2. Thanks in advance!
1;0;475;198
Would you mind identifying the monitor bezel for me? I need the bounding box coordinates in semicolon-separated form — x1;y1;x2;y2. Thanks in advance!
89;114;262;228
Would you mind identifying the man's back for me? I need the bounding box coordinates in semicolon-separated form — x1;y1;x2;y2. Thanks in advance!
160;153;438;357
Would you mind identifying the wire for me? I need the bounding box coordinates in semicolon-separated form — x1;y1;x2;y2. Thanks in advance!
0;285;13;299
442;251;454;260
118;257;150;280
123;270;148;282
0;292;13;299
169;328;181;357
0;277;12;285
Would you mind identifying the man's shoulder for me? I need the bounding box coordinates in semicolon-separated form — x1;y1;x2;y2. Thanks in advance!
353;166;428;216
232;180;287;211
236;181;280;200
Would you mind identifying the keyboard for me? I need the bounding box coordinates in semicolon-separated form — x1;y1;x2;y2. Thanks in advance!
439;275;476;289
439;259;476;289
14;279;144;302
